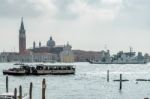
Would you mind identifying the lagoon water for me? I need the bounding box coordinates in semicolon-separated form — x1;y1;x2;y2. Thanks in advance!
0;62;150;99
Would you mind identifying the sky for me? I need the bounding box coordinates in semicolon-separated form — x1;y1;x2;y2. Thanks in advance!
0;0;150;54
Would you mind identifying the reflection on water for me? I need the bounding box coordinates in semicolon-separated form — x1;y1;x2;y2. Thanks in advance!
0;62;150;99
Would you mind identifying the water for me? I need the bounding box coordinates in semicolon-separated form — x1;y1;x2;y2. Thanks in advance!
0;62;150;99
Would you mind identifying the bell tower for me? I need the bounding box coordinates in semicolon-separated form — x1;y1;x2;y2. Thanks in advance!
19;17;26;54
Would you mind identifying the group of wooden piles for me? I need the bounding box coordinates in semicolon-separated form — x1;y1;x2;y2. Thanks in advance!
5;76;46;99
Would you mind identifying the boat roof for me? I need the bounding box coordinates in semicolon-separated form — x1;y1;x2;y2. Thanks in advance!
37;64;75;67
19;64;75;68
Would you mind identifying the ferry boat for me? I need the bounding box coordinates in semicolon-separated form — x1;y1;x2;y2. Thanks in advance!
0;92;28;99
3;64;75;75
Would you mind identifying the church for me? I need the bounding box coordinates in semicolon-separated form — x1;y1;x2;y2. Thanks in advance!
0;18;74;63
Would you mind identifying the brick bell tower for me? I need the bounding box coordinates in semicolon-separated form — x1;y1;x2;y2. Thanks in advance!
19;17;26;54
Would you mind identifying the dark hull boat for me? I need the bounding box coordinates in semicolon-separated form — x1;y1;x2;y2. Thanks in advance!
3;64;75;75
86;59;147;64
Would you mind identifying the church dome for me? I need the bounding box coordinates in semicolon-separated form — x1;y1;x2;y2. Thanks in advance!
47;36;55;47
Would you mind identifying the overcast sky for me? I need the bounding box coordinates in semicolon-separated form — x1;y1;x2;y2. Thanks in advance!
0;0;150;54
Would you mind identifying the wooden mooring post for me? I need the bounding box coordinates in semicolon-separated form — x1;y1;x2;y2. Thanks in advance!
6;76;8;92
14;88;17;99
113;74;129;90
107;70;109;82
42;79;46;99
120;74;122;90
29;82;33;99
19;85;22;99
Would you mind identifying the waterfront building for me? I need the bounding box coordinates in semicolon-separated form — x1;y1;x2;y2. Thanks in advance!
31;39;64;62
0;52;9;62
60;43;74;63
73;50;105;62
18;52;32;62
32;52;57;62
0;52;19;62
0;51;57;62
18;52;57;62
31;39;63;55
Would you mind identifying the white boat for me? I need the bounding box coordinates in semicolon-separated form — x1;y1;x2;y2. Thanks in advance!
0;92;29;99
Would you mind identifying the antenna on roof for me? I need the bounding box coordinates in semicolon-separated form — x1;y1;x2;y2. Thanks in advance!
104;44;107;51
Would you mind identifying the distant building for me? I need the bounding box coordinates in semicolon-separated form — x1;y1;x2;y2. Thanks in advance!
30;38;64;62
0;51;57;62
32;53;57;62
73;50;105;62
0;18;75;63
60;43;74;63
0;52;19;62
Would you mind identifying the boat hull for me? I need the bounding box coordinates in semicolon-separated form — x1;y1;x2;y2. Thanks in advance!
86;59;147;64
3;70;27;76
3;71;75;75
3;65;75;76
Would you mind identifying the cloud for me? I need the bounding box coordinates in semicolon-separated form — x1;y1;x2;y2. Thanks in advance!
0;0;149;26
69;0;122;22
0;0;149;30
0;0;124;21
113;0;150;29
0;0;45;18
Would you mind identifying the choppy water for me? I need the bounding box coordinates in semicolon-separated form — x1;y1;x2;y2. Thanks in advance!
0;62;150;99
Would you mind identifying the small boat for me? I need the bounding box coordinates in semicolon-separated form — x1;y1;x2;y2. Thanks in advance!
3;64;75;75
0;92;28;99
